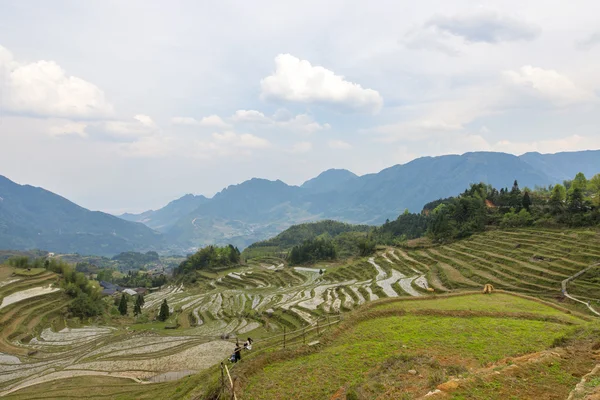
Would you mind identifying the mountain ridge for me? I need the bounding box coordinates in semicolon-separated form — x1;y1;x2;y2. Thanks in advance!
119;149;600;250
0;175;164;256
2;149;599;255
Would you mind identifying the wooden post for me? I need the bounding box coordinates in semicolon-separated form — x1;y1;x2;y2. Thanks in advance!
220;362;225;397
283;326;286;349
327;315;330;325
224;364;237;400
317;319;320;335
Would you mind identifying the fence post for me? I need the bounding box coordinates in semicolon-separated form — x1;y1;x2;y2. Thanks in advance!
327;315;330;325
283;326;286;349
224;364;237;400
317;319;320;335
220;362;225;397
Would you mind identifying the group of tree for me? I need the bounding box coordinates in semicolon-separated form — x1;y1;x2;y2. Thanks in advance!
95;268;167;288
288;238;337;265
174;244;241;276
245;220;373;261
7;257;104;319
111;251;160;271
372;210;429;245
115;293;145;316
425;172;600;242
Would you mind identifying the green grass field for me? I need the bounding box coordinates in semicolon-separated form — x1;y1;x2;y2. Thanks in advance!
239;293;597;400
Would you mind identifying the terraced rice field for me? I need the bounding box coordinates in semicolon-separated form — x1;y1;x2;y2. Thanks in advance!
0;228;598;398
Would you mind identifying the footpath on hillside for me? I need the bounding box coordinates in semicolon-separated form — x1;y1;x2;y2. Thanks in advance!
561;263;600;317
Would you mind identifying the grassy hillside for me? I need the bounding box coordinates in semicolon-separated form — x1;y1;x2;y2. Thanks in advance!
243;220;371;260
239;293;598;400
0;175;164;256
1;227;598;399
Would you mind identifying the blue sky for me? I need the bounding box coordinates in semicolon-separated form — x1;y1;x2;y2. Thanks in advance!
1;0;599;213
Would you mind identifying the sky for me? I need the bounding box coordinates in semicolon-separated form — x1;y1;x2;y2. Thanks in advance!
1;0;600;214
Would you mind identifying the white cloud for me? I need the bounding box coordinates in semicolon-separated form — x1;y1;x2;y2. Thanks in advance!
278;114;330;134
290;141;312;153
0;45;114;119
48;122;88;138
212;131;271;149
200;115;229;128
119;135;175;158
260;54;383;114
328;140;352;149
230;109;329;133
492;134;600;155
172;115;230;128
427;11;540;43
103;114;159;138
171;117;199;125
402;27;461;56
231;109;270;123
134;114;157;129
193;131;272;159
503;66;596;106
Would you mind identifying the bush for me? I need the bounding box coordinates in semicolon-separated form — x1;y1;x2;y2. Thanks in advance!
69;293;103;318
428;369;446;388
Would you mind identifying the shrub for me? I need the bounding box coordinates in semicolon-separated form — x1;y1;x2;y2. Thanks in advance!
69;293;103;318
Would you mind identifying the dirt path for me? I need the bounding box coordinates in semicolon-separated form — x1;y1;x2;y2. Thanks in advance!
561;263;600;317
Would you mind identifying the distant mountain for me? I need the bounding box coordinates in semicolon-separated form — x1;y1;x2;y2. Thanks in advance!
0;175;164;256
301;169;358;193
519;150;600;182
165;179;313;250
120;193;208;232
312;152;553;223
4;150;598;256
124;150;600;250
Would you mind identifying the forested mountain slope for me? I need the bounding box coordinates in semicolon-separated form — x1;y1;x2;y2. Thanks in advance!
0;175;164;256
123;150;600;249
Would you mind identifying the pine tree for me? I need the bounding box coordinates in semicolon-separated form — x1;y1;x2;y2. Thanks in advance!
133;302;142;316
158;299;169;322
135;294;145;307
133;294;144;316
118;294;128;316
522;191;532;211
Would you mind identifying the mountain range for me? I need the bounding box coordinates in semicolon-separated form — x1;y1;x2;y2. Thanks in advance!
0;175;163;257
120;150;600;251
1;150;599;255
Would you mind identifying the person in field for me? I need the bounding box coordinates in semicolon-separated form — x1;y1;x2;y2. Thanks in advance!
234;341;242;362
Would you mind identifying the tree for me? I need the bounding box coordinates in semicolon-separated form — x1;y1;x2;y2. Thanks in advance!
549;184;566;214
133;301;142;316
572;172;588;191
587;174;600;207
133;294;144;317
114;295;121;307
118;294;128;316
510;180;522;209
522;191;532;211
158;299;170;321
69;293;102;319
567;186;585;212
136;294;145;307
